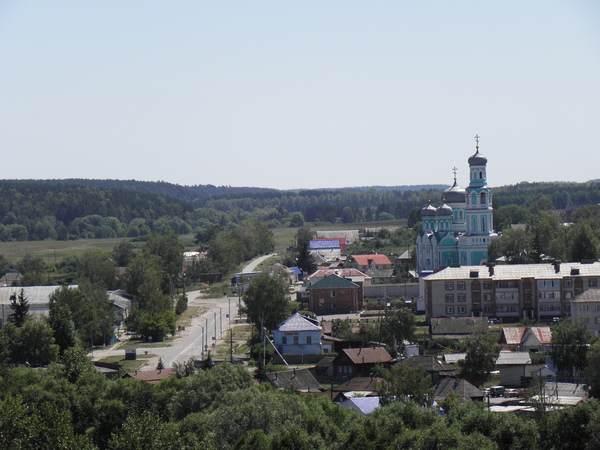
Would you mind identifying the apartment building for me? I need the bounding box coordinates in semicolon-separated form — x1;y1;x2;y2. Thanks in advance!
422;261;600;321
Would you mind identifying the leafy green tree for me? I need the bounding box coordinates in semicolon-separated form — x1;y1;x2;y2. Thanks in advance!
16;254;46;286
48;300;78;355
111;240;135;267
9;288;29;327
125;309;176;342
172;357;196;378
377;364;433;407
380;308;416;353
584;341;600;398
459;325;500;386
108;411;182;450
242;273;290;332
0;254;10;278
175;293;188;315
569;222;600;262
551;318;595;381
125;253;171;312
488;227;533;264
8;320;59;365
144;231;184;295
77;249;118;289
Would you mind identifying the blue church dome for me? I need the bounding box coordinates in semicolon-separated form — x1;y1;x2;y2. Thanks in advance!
421;203;437;217
443;180;466;204
436;203;453;216
468;149;487;166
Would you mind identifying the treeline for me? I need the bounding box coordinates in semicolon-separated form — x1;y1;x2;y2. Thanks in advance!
1;360;599;449
493;181;600;210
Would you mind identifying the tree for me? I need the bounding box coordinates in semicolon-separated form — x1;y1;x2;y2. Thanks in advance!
16;254;46;286
10;320;59;365
296;241;316;275
125;253;171;312
144;231;184;295
379;308;416;354
77;249;117;289
459;325;500;386
551;318;595;381
175;293;188;315
242;273;290;332
584;341;600;398
569;222;600;262
111;240;135;267
48;300;78;355
377;364;433;407
9;288;29;327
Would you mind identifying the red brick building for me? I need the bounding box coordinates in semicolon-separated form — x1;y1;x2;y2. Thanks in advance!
307;274;363;315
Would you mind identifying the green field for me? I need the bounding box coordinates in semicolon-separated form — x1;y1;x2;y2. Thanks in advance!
0;219;406;264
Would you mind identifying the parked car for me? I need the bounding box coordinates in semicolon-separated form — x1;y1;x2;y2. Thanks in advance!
482;388;491;397
504;388;520;398
490;385;505;397
488;318;499;324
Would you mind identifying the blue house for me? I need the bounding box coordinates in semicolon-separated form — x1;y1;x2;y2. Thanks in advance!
273;313;323;355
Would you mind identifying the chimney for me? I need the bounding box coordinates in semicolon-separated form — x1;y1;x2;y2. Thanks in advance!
553;260;561;273
488;263;495;276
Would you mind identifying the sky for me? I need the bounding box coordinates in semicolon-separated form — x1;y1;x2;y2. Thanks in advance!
1;1;599;190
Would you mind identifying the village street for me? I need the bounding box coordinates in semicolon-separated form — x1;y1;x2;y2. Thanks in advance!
90;254;275;370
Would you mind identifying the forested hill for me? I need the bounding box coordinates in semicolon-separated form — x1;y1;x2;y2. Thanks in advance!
492;181;600;209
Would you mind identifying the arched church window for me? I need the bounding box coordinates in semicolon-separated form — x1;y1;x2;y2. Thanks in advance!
481;192;487;205
472;217;477;232
479;171;483;179
482;216;487;232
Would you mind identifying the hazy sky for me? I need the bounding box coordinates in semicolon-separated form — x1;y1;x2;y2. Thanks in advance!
1;1;599;190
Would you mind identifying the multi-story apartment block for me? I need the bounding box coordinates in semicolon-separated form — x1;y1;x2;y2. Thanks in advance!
423;261;600;321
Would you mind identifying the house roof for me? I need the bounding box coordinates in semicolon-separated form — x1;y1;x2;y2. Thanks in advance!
433;378;483;401
307;268;370;282
397;355;458;375
503;327;552;345
430;317;488;335
333;376;382;392
265;368;323;392
125;368;176;384
340;396;381;414
572;288;600;302
338;347;393;365
424;262;600;281
496;351;531;366
320;321;333;334
275;313;321;332
310;239;342;250
349;254;392;266
0;285;77;305
543;382;587;399
396;250;411;260
308;274;359;290
443;353;467;365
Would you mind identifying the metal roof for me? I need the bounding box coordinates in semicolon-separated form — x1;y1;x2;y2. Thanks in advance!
308;274;359;290
340;347;393;365
496;351;531;366
424;262;600;281
572;288;600;302
0;285;77;305
349;254;392;265
275;313;321;332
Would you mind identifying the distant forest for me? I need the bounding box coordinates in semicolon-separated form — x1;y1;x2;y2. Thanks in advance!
0;178;598;241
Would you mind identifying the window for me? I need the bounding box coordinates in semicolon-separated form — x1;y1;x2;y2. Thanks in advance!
457;294;466;302
458;306;466;314
564;279;572;288
306;336;312;345
484;293;492;302
330;302;336;309
293;336;299;345
446;306;454;314
590;279;598;288
538;280;560;288
497;281;518;288
445;282;454;290
330;290;336;297
445;294;454;303
457;282;466;290
282;336;287;344
484;306;492;313
483;282;492;290
564;292;572;300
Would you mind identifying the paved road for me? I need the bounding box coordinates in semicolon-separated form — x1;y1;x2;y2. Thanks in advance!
92;253;277;370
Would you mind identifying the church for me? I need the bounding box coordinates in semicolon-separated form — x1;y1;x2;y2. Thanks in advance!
416;136;497;273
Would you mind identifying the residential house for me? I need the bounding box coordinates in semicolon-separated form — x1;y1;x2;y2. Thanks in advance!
345;254;394;283
262;263;295;286
495;351;532;387
331;347;393;377
310;239;343;262
307;274;363;315
501;326;552;352
421;261;600;320
265;368;323;393
0;272;21;287
571;288;600;336
0;285;76;327
429;317;489;340
306;268;371;286
395;355;458;384
433;378;484;404
272;313;324;355
317;230;358;245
